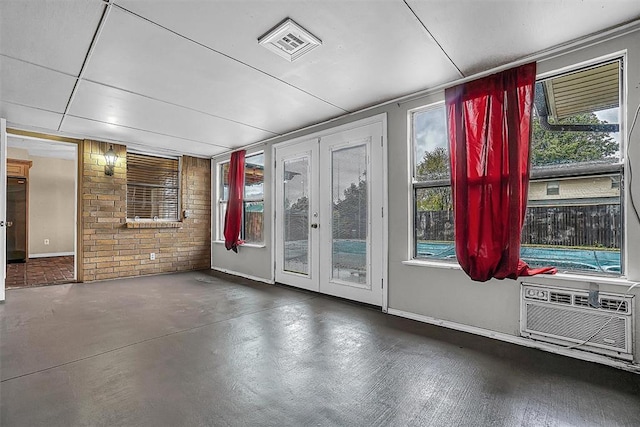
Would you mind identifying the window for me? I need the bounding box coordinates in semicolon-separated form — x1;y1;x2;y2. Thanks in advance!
127;153;180;220
218;152;264;244
611;176;621;189
525;59;622;274
546;181;560;196
411;103;454;261
411;58;623;275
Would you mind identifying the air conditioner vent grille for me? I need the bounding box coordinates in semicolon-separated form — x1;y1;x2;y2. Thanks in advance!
526;303;627;350
550;292;572;304
574;295;590;307
600;298;627;312
259;18;322;62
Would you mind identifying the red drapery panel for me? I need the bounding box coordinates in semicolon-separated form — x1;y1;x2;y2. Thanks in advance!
445;63;556;282
224;150;246;252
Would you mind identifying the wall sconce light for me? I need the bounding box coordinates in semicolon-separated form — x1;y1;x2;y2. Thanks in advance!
104;145;118;176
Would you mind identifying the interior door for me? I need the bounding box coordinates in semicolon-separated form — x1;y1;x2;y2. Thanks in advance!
1;118;7;301
275;121;384;307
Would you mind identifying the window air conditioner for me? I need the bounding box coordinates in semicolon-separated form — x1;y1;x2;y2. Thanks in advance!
520;283;634;361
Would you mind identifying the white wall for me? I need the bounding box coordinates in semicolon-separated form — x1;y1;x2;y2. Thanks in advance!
29;156;75;255
212;27;640;365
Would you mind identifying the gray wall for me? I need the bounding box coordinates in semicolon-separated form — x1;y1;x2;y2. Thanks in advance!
211;146;273;281
212;28;640;363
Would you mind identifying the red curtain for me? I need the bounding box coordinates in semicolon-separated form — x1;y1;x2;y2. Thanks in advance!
445;63;556;282
224;150;246;252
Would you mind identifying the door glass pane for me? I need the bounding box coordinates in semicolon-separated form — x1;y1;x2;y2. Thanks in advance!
283;157;310;275
332;145;367;285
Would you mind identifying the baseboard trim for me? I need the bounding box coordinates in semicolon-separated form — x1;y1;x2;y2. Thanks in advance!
211;267;275;285
29;252;74;258
387;308;640;374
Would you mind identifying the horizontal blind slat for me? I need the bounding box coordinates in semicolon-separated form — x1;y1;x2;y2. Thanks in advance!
127;153;179;219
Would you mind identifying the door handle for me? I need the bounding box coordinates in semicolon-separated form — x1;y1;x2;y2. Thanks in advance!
310;223;319;229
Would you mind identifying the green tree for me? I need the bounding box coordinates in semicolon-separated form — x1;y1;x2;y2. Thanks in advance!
286;196;309;241
415;147;452;212
333;180;367;239
531;113;619;166
416;146;449;180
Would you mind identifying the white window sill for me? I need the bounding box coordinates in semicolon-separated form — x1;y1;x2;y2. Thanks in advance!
212;240;266;249
402;259;636;289
125;220;182;229
402;259;461;270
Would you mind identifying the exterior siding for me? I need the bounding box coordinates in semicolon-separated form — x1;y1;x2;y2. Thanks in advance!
529;176;619;203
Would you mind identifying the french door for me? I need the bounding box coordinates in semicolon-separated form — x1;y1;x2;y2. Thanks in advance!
274;120;385;307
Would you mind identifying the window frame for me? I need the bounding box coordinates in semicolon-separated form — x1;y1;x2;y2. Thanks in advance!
216;151;265;245
126;151;181;222
409;101;455;262
546;181;560;196
409;56;626;276
527;57;625;276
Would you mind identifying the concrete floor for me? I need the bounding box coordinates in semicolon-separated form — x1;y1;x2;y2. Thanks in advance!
1;271;639;426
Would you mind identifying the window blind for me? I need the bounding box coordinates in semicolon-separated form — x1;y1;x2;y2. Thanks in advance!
127;153;180;220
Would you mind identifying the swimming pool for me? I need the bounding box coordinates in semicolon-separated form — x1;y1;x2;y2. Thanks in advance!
329;240;621;274
416;242;620;274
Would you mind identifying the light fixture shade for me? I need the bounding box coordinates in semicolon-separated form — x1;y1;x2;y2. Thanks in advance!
105;145;118;166
104;145;118;176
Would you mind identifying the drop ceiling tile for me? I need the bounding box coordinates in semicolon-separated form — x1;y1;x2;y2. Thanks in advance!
61;115;229;158
83;6;343;135
0;101;64;131
116;0;461;111
67;80;274;150
0;0;104;75
406;0;640;76
0;57;77;113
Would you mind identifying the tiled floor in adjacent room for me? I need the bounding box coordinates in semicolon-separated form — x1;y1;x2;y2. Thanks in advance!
5;256;74;289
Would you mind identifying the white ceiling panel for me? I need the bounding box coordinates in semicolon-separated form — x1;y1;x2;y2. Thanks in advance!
0;57;77;113
2;1;640;158
406;0;640;76
0;0;105;75
116;0;461;110
61;116;229;158
67;80;274;150
83;6;344;134
1;101;64;130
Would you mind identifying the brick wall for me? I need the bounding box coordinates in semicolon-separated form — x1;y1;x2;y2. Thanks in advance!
81;140;211;282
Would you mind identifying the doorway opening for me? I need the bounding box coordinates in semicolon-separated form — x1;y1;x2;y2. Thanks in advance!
5;135;78;289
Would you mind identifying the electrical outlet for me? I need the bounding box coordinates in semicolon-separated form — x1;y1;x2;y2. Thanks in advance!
44;239;50;245
150;252;156;260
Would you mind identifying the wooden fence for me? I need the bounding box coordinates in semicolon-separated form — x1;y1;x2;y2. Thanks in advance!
416;204;620;248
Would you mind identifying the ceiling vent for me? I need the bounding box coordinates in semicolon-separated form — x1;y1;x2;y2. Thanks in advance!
258;18;321;62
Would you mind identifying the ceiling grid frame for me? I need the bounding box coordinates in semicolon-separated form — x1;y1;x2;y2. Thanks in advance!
2;0;639;157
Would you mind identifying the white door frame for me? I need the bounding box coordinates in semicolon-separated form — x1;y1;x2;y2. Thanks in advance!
1;119;7;302
271;113;388;311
